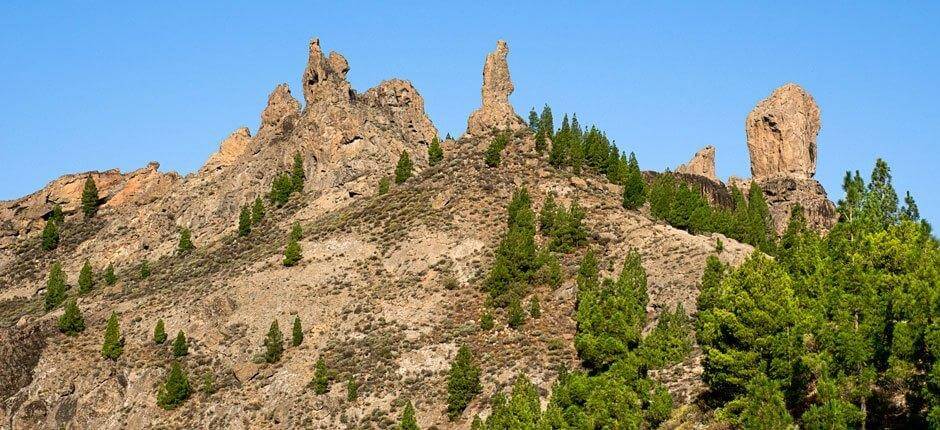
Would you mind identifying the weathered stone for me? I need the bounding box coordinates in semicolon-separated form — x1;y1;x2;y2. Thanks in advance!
676;146;717;181
746;83;820;179
258;84;301;137
730;176;837;234
233;362;260;383
465;40;526;138
201;128;253;173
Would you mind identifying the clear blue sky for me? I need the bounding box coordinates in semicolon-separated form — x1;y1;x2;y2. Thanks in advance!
2;2;937;223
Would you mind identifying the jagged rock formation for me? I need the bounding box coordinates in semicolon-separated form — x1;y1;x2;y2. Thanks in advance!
676;146;717;181
465;40;527;138
730;175;837;234
201;128;253;173
746;83;820;179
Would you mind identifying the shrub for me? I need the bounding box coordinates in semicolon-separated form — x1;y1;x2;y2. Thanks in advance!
101;312;123;360
139;260;151;279
283;236;302;267
479;310;494;331
58;298;85;335
154;319;167;344
202;372;216;395
507;298;525;328
104;263;117;285
41;219;59;251
529;296;541;318
346;377;358;402
81;176;99;218
50;204;64;224
288;316;304;347
44;262;67;311
172;330;188;357
484;133;508;167
378;177;390;195
447;345;481;420
400;400;419;430
395;151;413;184
289;221;303;241
251;197;265;224
156;361;191;410
238;205;252;236
263;320;284;363
428;136;444;166
291;152;305;193
78;259;94;294
177;227;194;254
311;358;330;394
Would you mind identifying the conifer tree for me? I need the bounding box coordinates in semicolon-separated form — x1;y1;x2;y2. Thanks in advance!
621;152;646;210
291;152;305;193
745;182;774;253
154;319;167;344
291;316;303;347
238;205;252;236
346;377;359;401
104;263;117;286
269;173;294;206
900;190;920;221
139;260;150;279
446;345;481;420
157;361;191;410
311;357;330;394
290;221;303;241
534;131;547;153
263;320;284;363
539;193;558;233
44;262;67;311
177;227;194;255
400;400;419;430
395;151;414;184
81;176;99;218
378;177;390;195
101;311;123;360
507;297;525;328
283;235;302;267
78;259;94;294
58;298;85;335
41;219;59;251
172;330;188;357
428;137;444;166
528;108;539;132
539;104;554;138
50;204;65;224
251;197;265;225
484;133;508;167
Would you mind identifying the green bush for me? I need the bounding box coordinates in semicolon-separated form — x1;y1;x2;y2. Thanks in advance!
58;298;85;335
400;400;419;430
484;133;508;167
283;236;302;267
446;345;481;420
238;205;252;236
378;177;390;195
311;358;330;394
291;152;305;193
156;361;191;410
104;263;117;285
346;377;358;402
269;173;294;206
528;296;541;318
139;260;150;279
177;227;194;254
479;310;494;331
507;298;525;329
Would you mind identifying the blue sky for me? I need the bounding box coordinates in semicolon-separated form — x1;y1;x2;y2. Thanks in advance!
1;2;937;223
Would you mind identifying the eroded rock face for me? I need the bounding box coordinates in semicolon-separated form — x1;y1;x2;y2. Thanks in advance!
302;38;353;107
201;128;253;173
746;83;820;179
258;84;301;138
730;176;837;234
465;40;527;138
676;146;717;181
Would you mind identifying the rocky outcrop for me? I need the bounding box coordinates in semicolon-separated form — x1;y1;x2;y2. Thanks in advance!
465;40;527;138
258;84;301;138
301;38;353;107
746;84;820;179
676;146;717;181
201;128;253;173
730;176;837;234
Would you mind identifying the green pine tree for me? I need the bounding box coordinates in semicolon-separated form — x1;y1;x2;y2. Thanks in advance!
269;173;294;206
177;227;194;254
291;152;305;193
81;176;99;218
283;235;302;267
400;400;419;430
101;312;123;360
238;205;252;236
528;107;539;132
621;152;646;210
50;204;65;224
311;357;330;394
395;151;414;184
263;320;284;363
44;262;67;311
446;345;481;420
535;131;547;153
428;137;444;166
539;104;554;139
154;319;167;344
507;297;525;328
378;177;391;195
172;330;188;357
292;316;303;347
104;263;117;286
78;259;94;294
251;197;265;224
156;361;191;410
289;221;303;241
41;219;59;251
484;133;509;167
58;298;85;335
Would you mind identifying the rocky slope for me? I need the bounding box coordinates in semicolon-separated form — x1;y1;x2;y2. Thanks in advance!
0;37;837;429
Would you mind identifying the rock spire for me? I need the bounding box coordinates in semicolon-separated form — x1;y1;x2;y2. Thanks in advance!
465;40;527;138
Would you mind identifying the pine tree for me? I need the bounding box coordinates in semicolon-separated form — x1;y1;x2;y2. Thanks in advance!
41;219;59;251
621;152;646;210
291;316;303;347
311;357;330;394
50;204;65;224
290;221;303;241
534;131;547;153
139;260;150;279
484;134;507;167
238;205;252;236
269;173;294;206
263;320;284;363
58;298;85;335
177;227;194;254
156;361;191;410
528;108;539;132
507;297;525;328
900;190;920;221
172;330;188;357
400;400;419;430
154;319;167;344
104;263;117;286
745;182;774;253
251;197;265;225
44;262;67;311
395;151;414;184
81;176;99;218
291;152;305;193
378;177;391;195
101;311;123;360
446;345;481;420
539;104;554;138
346;377;359;402
283;235;302;267
428;137;444;166
78;259;94;294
